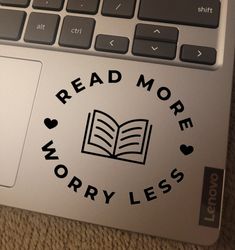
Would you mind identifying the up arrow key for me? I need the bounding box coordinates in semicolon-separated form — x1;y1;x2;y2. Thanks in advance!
135;24;179;43
153;28;161;34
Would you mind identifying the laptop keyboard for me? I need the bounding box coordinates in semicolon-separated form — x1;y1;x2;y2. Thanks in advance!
0;0;220;67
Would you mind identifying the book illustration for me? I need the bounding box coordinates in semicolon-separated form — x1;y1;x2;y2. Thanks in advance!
81;110;152;165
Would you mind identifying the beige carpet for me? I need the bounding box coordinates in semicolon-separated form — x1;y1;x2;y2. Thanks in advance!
0;68;235;250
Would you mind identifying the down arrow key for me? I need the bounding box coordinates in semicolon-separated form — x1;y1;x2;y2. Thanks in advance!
132;40;177;60
151;46;158;51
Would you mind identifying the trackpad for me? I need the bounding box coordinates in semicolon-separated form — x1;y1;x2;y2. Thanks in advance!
0;57;41;187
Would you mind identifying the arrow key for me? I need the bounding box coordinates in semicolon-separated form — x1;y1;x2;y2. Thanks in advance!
132;39;176;60
180;45;217;65
95;34;129;54
135;24;178;43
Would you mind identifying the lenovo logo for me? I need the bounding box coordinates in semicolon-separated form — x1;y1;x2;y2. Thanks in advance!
199;167;224;228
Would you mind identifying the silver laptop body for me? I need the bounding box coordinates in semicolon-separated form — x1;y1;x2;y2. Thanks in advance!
0;0;234;245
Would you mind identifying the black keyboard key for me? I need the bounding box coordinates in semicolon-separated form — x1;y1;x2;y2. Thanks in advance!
102;0;136;19
59;16;95;49
0;9;26;41
135;24;178;43
138;0;220;28
180;45;216;65
33;0;65;11
95;35;129;54
0;0;30;7
132;39;176;60
67;0;100;15
24;13;60;45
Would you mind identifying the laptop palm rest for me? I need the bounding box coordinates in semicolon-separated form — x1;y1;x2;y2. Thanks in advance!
0;57;41;187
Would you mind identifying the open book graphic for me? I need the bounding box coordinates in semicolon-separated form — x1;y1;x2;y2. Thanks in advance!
81;110;152;165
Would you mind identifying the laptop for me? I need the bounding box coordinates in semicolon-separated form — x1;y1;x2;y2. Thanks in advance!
0;0;234;245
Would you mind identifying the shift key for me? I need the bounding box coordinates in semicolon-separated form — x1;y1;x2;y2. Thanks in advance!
138;0;221;28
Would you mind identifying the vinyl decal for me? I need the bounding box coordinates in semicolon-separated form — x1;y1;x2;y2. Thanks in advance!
81;110;152;165
44;118;58;130
41;71;195;205
180;144;194;156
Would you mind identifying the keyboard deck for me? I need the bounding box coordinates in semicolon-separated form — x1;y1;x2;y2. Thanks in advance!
0;0;221;68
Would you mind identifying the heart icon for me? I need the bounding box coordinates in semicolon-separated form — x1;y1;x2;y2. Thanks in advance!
180;144;194;156
44;118;58;129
